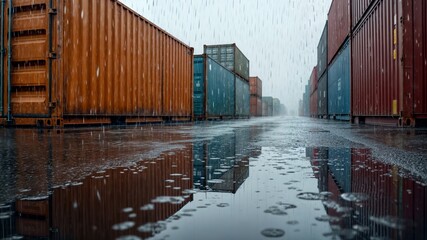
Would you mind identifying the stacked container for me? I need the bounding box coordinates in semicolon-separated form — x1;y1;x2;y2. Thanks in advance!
309;67;318;118
249;77;263;117
204;44;250;81
327;0;351;121
262;97;273;117
193;55;235;120
303;84;310;117
235;75;250;118
317;23;328;118
0;0;194;127
351;0;427;126
273;98;281;116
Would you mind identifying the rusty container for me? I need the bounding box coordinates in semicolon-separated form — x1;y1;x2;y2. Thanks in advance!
249;76;262;97
250;96;262;117
1;0;193;127
310;89;318;118
351;0;376;29
351;0;427;126
327;0;351;64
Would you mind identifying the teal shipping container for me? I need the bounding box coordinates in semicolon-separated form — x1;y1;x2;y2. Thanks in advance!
193;55;235;120
204;44;250;81
262;97;273;116
328;40;350;121
235;75;250;118
273;98;281;116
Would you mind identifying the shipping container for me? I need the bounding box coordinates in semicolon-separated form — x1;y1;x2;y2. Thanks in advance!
250;95;262;117
262;97;273;117
328;39;350;121
249;76;262;97
0;0;193;127
235;75;250;118
310;66;318;95
328;148;351;193
298;99;303;117
204;44;250;81
351;0;376;29
303;85;310;117
317;73;328;118
310;67;318;117
272;98;281;116
317;22;328;78
327;0;351;64
351;0;427;126
193;54;235;120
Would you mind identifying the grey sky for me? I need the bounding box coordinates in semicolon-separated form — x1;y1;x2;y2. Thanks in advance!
119;0;331;115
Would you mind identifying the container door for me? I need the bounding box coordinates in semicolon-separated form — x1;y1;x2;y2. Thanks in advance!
2;0;52;120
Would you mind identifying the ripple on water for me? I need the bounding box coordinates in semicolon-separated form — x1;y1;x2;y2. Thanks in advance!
296;192;326;200
340;193;369;202
112;221;135;231
261;228;285;238
138;222;166;234
116;235;142;240
264;206;287;216
276;202;297;210
140;204;154;211
216;203;230;208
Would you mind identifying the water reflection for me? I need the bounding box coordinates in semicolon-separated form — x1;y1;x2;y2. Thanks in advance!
308;147;427;239
193;132;251;193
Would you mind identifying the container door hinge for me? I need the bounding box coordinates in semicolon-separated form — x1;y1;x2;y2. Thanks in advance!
48;52;57;59
48;8;57;15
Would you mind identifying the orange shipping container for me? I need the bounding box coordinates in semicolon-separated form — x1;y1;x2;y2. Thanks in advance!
249;76;262;97
1;0;193;127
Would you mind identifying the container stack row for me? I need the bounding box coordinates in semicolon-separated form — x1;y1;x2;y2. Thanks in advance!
301;0;427;127
249;77;263;117
0;1;286;127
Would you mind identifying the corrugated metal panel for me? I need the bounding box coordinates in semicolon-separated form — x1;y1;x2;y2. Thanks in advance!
317;22;328;78
328;39;350;120
2;0;193;126
310;89;318;117
351;0;376;29
193;55;235;119
204;44;250;81
250;96;262;117
327;0;351;64
235;75;250;117
317;73;328;117
351;0;427;125
249;76;262;97
262;97;273;116
310;66;318;95
403;0;427;118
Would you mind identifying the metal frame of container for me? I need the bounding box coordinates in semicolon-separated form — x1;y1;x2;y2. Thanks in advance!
204;43;250;81
351;0;427;127
1;0;194;127
193;54;235;120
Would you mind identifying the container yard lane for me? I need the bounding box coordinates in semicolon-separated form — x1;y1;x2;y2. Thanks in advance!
0;117;426;240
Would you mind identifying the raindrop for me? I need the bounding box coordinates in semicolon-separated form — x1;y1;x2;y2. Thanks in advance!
261;228;285;238
264;206;287;216
138;222;166;234
140;204;154;211
286;220;299;225
122;207;133;213
216;203;229;208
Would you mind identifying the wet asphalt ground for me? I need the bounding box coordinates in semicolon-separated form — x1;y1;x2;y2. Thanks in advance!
0;116;426;239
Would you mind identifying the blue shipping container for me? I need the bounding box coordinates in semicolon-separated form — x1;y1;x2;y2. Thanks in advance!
328;39;350;120
328;148;351;193
193;55;235;119
235;75;250;118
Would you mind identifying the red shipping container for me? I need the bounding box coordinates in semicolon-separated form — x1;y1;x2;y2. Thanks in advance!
249;77;262;97
310;89;318;118
351;0;376;29
328;0;351;64
351;0;427;126
250;96;262;117
310;66;318;95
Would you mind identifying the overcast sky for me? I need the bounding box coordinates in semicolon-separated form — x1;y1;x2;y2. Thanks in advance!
119;0;331;115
